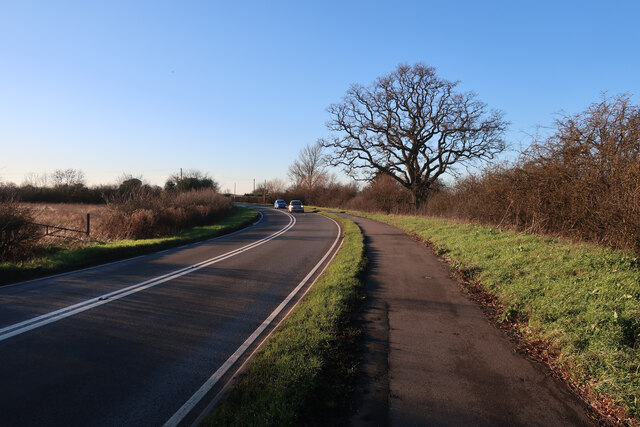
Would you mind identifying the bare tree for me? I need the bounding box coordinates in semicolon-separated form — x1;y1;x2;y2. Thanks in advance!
322;63;508;209
266;178;288;195
51;169;86;187
22;172;49;188
288;141;328;190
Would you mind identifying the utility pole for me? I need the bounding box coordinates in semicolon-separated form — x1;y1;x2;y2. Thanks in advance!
253;178;255;194
180;168;183;181
263;179;266;204
233;182;236;202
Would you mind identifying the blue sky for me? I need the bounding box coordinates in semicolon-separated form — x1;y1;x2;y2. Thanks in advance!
1;0;638;194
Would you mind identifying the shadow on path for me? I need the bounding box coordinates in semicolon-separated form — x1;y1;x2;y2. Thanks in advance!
343;214;594;427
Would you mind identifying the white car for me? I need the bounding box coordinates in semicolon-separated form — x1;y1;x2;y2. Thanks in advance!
288;200;304;213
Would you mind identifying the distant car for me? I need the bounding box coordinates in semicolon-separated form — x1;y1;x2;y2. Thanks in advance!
274;199;286;209
288;200;304;213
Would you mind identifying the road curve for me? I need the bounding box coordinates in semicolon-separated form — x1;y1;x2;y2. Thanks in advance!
0;207;340;426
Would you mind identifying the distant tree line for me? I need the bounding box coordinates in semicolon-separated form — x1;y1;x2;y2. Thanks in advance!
0;169;220;204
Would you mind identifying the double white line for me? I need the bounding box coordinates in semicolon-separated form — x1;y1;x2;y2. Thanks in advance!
164;215;342;427
0;211;296;343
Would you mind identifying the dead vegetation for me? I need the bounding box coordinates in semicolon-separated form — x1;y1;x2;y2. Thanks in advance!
0;198;40;261
1;189;232;263
422;94;640;254
304;94;640;256
101;187;232;239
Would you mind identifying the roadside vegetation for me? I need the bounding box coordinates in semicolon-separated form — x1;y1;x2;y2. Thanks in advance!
339;209;639;423
0;206;257;286
0;172;231;266
240;94;640;259
420;95;640;255
100;187;232;240
207;213;366;426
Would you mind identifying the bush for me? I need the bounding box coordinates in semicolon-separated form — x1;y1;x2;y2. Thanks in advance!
101;188;233;239
345;174;412;213
420;94;640;254
0;198;40;261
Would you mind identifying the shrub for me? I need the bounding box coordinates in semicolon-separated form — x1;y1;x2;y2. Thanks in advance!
0;198;40;261
419;94;640;254
101;188;233;239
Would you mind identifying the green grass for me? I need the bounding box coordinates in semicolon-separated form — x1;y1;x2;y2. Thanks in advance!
206;213;366;426
0;207;259;286
338;209;640;421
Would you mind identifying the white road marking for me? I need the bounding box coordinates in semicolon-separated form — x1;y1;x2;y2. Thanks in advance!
163;215;342;427
0;210;292;342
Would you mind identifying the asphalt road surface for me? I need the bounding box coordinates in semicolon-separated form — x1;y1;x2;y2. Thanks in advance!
0;207;340;427
345;215;594;427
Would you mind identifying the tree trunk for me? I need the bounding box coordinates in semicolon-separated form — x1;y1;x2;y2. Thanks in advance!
410;184;429;213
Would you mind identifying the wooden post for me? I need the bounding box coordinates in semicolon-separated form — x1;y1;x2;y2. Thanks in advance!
86;213;90;236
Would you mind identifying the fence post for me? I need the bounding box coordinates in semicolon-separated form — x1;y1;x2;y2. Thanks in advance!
86;213;90;236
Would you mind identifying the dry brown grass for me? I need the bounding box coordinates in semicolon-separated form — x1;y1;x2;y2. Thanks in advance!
26;203;108;238
22;190;234;242
2;189;233;262
101;188;232;239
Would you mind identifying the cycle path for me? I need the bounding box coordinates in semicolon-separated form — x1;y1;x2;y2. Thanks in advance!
344;214;594;427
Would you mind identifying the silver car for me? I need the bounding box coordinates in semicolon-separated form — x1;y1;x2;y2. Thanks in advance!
288;200;304;213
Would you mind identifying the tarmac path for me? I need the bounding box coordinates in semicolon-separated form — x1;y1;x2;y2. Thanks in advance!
345;214;594;427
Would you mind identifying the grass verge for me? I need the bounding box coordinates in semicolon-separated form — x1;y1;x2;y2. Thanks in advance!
337;209;639;424
0;207;259;286
206;212;366;426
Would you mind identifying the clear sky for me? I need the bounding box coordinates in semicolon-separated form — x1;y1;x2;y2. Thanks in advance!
1;0;638;194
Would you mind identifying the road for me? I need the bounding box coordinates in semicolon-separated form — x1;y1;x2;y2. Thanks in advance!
0;207;340;426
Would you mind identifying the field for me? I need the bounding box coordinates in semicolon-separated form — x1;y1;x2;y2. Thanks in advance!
0;189;235;264
2;192;247;285
0;206;258;286
25;203;109;242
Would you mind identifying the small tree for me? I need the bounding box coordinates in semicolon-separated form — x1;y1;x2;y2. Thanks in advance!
288;141;328;191
322;63;508;209
165;169;219;192
266;178;288;196
51;168;86;188
119;178;143;194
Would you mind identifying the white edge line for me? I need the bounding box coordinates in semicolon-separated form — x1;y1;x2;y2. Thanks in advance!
0;209;288;342
253;210;264;225
163;215;342;427
190;224;344;427
2;207;266;289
